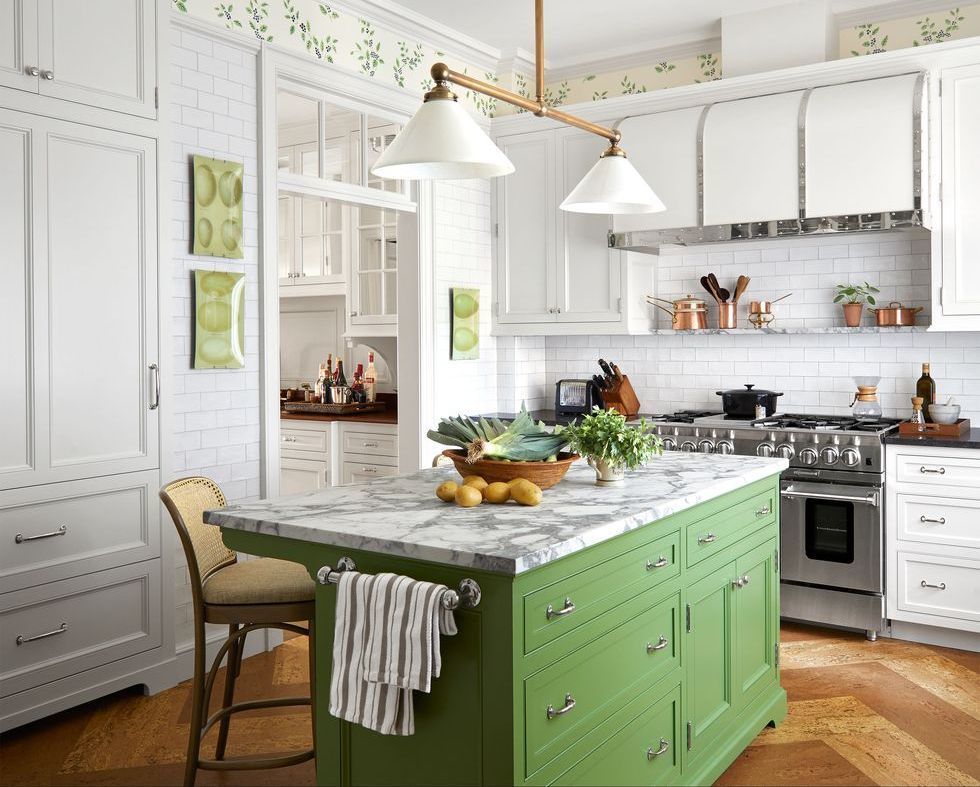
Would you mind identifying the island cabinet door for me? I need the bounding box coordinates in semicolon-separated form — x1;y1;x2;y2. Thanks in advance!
732;538;778;711
684;561;736;758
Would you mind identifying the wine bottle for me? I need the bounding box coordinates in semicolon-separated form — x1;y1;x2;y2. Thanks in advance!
315;363;327;402
916;363;936;422
365;352;377;403
336;359;348;387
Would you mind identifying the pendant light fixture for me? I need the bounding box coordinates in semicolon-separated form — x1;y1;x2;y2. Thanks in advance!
371;0;664;215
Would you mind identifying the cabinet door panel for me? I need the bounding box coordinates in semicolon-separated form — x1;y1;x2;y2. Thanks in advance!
280;457;330;495
37;0;155;118
45;122;158;477
0;118;34;478
734;539;777;708
496;131;555;323
685;562;735;756
0;0;38;93
556;131;621;322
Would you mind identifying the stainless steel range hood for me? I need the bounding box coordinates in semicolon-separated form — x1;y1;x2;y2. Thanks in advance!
609;72;928;254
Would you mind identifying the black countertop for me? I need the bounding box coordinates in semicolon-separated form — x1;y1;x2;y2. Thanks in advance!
477;410;663;426
884;427;980;450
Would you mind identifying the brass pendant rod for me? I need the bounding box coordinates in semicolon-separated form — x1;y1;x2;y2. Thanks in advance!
535;0;545;104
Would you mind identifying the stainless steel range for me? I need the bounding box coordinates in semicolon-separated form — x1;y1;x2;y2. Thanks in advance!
649;411;902;640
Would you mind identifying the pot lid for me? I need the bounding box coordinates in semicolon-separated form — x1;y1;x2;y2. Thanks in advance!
716;383;784;397
674;294;707;311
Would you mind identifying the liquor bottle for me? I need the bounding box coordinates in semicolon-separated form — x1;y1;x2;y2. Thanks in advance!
336;359;348;387
315;363;327;402
365;352;377;403
916;363;936;422
351;363;365;403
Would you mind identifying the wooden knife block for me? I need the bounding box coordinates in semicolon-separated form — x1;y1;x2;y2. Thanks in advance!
602;375;641;418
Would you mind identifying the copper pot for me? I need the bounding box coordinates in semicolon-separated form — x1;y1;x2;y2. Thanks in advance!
869;301;923;326
647;294;707;330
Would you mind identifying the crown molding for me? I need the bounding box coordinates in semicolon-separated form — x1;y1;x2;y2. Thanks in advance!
546;34;723;83
833;0;959;27
171;11;262;52
496;47;544;77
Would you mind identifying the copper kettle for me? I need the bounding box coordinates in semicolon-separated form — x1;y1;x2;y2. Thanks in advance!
646;294;708;330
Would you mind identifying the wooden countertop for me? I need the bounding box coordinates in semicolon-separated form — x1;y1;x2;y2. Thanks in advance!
280;410;398;426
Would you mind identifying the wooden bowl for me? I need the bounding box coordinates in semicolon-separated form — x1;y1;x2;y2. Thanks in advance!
441;450;580;490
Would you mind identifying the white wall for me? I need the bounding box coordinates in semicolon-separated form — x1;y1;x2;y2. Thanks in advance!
169;25;260;645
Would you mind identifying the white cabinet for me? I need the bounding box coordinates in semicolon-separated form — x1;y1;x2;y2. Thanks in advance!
341;460;399;485
279;419;398;490
339;422;398;485
0;109;159;492
280;457;330;495
937;64;980;326
886;444;980;636
0;0;156;118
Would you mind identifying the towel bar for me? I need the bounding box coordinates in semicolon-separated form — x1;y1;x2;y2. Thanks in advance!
315;558;482;610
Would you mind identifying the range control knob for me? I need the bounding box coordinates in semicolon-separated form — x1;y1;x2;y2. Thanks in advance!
716;440;734;455
680;440;697;453
775;443;795;460
661;437;676;451
698;439;715;454
820;446;840;465
798;447;819;466
756;443;775;458
840;447;861;467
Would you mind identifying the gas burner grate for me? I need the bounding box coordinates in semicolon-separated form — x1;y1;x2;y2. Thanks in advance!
650;410;723;424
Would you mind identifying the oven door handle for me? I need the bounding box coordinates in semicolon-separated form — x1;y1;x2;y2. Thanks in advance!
780;489;879;507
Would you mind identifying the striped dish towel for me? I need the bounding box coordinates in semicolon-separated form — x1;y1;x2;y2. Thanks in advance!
329;571;457;735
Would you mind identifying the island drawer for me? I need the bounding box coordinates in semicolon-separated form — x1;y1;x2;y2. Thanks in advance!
550;684;681;787
523;530;680;654
685;487;775;568
895;493;980;550
896;551;980;623
894;453;980;490
524;592;679;774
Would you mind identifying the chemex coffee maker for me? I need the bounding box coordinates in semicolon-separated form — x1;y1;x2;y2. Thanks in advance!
851;376;883;420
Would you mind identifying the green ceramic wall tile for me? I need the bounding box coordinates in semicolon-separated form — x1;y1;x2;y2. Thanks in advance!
194;269;245;369
192;155;244;259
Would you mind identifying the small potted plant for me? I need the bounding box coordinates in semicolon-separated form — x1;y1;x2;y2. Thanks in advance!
834;281;879;327
560;407;664;486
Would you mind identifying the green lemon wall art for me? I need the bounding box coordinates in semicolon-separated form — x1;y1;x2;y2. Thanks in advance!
194;270;246;369
450;287;480;360
192;155;244;259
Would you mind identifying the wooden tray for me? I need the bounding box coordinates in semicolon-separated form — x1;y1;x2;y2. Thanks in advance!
897;418;970;437
283;401;386;415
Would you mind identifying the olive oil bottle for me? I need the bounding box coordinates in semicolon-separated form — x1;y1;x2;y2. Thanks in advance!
916;363;936;422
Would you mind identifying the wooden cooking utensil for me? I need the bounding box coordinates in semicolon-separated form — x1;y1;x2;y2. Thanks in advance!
716;285;731;302
733;275;750;303
708;273;725;302
700;275;721;304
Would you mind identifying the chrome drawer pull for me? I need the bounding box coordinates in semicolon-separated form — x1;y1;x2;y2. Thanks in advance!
148;363;160;410
362;441;380;447
15;524;67;544
546;597;576;619
647;738;670;759
282;436;297;442
546;693;576;719
646;556;669;570
920;580;947;590
742;574;750;585
697;533;717;545
755;505;771;517
919;466;946;475
17;622;67;645
646;635;668;653
920;515;946;524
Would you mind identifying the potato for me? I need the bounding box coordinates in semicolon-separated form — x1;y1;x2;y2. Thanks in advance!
484;482;510;504
511;480;542;507
435;481;458;502
462;475;488;492
455;485;483;507
507;477;528;490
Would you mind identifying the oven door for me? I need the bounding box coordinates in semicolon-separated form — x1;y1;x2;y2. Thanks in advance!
779;480;882;594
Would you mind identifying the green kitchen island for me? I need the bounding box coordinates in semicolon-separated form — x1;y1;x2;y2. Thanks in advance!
207;452;788;786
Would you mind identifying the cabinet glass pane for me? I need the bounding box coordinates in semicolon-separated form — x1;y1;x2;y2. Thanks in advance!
277;91;318;175
321;102;358;183
359;228;383;271
365;115;404;193
384;271;397;315
383;236;397;270
359;272;383;315
326;234;342;274
301;236;323;275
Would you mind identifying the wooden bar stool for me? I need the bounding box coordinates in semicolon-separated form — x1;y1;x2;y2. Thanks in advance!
160;476;316;787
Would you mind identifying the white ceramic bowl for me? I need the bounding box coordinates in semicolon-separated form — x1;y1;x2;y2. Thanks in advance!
929;404;961;424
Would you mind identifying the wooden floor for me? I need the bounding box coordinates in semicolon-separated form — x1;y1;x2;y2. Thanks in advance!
1;623;978;786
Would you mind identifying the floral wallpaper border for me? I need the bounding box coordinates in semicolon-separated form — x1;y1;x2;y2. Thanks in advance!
174;1;978;117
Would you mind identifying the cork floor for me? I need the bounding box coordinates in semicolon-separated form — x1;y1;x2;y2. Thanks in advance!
1;623;978;786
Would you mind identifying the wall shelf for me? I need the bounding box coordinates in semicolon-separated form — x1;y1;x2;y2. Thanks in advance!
648;326;930;335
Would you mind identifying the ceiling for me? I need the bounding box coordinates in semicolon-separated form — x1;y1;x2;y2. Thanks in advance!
398;0;901;68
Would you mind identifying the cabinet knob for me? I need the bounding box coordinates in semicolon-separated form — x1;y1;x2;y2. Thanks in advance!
41;69;54;80
26;65;39;77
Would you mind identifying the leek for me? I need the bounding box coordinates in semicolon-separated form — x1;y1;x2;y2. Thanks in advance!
427;405;568;463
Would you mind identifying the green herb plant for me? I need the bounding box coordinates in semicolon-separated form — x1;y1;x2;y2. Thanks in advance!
560;407;664;471
833;281;879;306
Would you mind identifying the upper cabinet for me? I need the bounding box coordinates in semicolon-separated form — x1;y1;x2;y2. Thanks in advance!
804;73;922;218
703;91;803;225
0;0;157;118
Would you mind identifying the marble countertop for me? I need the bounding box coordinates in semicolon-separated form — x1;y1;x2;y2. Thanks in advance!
208;453;787;575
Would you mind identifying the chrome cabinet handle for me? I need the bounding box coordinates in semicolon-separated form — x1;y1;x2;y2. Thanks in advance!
546;597;575;620
920;515;946;524
646;556;669;570
26;65;39;76
733;577;744;589
282;436;296;442
15;524;67;544
646;635;668;653
755;505;771;517
40;69;54;80
350;310;358;317
546;693;576;719
17;622;67;645
920;580;947;590
362;467;377;474
149;363;160;410
919;466;946;475
697;533;717;544
362;441;380;448
647;738;670;759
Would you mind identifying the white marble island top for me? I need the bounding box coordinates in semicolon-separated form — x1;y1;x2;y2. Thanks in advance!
207;453;787;575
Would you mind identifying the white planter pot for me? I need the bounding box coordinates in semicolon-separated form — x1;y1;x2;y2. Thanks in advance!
588;457;625;486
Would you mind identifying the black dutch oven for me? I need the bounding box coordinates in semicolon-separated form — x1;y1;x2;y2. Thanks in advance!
716;384;783;418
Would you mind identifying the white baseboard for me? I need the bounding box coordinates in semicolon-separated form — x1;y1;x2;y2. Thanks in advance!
888;620;980;652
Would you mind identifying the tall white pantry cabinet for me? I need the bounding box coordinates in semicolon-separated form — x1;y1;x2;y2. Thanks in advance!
0;1;170;731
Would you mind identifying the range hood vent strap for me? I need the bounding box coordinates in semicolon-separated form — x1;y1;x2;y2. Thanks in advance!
797;88;813;221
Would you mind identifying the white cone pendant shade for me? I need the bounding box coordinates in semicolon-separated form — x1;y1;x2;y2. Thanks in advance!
560;151;666;214
371;98;515;180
